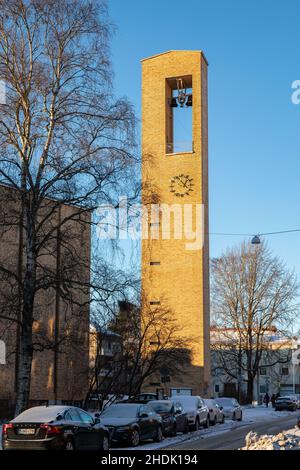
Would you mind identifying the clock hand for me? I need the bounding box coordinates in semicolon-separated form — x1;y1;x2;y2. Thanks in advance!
178;176;188;189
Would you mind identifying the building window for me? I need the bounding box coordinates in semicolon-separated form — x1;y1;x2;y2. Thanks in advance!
150;261;160;266
149;222;160;227
260;385;267;394
260;367;267;376
281;367;289;376
150;301;160;305
214;384;220;393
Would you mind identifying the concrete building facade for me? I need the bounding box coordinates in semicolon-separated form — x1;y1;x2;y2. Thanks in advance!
211;328;300;404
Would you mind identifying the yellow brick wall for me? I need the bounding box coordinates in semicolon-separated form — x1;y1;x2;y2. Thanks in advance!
141;51;210;396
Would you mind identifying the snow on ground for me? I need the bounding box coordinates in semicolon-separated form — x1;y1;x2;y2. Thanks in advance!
240;427;300;450
242;405;294;423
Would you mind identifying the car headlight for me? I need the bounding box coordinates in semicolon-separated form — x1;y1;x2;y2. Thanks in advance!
116;426;131;432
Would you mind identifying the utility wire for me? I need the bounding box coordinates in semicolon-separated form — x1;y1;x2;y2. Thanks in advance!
210;229;300;236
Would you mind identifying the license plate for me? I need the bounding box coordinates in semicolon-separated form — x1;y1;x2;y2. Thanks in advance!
18;428;35;435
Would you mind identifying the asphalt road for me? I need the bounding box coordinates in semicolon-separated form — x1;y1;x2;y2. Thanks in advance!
166;414;299;450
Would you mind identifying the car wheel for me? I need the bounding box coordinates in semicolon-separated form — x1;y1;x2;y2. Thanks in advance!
213;415;217;426
171;423;177;437
65;439;75;450
232;412;236;421
221;415;225;424
154;425;163;442
129;429;140;447
100;434;110;451
193;417;200;431
238;412;242;422
183;420;189;434
203;416;210;428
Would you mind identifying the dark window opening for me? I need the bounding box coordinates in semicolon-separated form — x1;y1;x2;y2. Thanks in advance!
150;261;160;266
166;75;193;154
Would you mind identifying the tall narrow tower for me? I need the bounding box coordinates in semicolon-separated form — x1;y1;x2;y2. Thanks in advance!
141;51;210;396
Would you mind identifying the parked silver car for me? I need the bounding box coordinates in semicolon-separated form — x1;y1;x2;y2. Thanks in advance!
204;399;225;425
215;397;243;421
170;395;209;431
274;396;298;411
288;395;300;409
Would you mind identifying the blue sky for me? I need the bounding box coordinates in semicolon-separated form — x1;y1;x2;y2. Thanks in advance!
108;0;300;278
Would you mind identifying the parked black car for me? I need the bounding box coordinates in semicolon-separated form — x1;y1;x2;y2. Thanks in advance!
274;396;298;411
148;400;189;436
2;405;110;450
100;403;163;447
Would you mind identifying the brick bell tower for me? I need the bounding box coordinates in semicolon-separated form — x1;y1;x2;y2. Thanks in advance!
141;51;210;396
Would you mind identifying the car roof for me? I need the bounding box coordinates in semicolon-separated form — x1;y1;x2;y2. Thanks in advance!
171;395;200;401
110;403;141;407
216;397;234;399
12;405;72;423
149;400;172;404
215;397;235;401
138;393;156;397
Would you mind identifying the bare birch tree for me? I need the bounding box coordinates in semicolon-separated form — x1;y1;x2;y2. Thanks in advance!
0;0;137;415
211;241;299;403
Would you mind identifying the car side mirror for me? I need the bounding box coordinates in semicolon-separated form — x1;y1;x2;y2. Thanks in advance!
140;413;148;418
94;417;101;425
175;410;181;415
56;415;63;421
94;413;101;419
219;406;223;410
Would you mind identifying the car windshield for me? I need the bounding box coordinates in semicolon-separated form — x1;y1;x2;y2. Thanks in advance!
173;396;197;410
204;399;214;407
215;398;234;407
149;402;172;413
101;405;138;418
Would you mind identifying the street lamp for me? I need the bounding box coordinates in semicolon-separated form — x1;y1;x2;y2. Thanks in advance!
251;235;261;245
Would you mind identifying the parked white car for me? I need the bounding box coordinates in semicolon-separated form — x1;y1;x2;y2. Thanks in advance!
170;395;209;431
204;399;225;425
215;397;243;421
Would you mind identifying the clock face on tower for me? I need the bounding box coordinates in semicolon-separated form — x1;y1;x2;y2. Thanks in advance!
169;174;194;197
